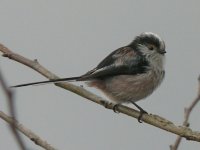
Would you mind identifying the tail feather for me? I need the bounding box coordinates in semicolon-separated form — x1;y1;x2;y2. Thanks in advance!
10;76;81;88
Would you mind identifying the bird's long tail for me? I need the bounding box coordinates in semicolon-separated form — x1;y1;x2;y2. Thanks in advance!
10;76;81;88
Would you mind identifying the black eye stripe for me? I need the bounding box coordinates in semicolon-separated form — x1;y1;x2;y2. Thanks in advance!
149;45;154;50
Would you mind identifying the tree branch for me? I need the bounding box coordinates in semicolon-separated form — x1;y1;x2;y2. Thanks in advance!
170;76;200;150
0;69;26;150
0;111;57;150
1;43;200;142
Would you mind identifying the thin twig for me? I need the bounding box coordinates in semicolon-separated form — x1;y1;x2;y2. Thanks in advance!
1;43;200;142
0;111;57;150
0;69;26;150
170;76;200;150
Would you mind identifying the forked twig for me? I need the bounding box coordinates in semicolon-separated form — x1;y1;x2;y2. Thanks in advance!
0;69;26;150
170;76;200;150
0;111;57;150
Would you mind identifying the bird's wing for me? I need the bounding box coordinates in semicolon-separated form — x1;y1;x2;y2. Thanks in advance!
11;47;149;87
78;46;149;80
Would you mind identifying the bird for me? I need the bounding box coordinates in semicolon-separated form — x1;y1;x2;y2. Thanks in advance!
11;32;166;122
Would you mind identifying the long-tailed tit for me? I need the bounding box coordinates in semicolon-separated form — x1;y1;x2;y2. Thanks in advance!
11;32;166;121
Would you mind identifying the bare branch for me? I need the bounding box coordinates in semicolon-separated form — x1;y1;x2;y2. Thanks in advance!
0;69;26;150
0;111;57;150
170;76;200;150
1;43;200;142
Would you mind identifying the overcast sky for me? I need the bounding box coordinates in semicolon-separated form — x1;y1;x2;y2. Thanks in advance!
0;0;200;150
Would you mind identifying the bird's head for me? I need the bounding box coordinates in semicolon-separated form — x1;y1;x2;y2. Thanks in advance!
129;32;166;56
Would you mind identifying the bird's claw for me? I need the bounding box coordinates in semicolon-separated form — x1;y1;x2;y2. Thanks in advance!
113;102;148;122
138;109;148;123
113;104;120;113
131;102;148;123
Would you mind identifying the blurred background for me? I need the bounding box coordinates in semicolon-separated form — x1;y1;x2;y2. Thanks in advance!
0;0;200;149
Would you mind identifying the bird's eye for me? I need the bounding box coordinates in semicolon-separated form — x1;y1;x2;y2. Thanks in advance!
148;45;154;50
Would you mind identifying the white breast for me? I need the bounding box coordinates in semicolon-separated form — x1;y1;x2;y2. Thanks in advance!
87;52;165;104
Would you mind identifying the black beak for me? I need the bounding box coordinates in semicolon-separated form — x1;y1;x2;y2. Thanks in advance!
159;49;166;54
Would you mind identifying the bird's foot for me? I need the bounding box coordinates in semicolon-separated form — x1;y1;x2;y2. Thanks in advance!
137;109;148;123
131;102;148;123
113;104;120;113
